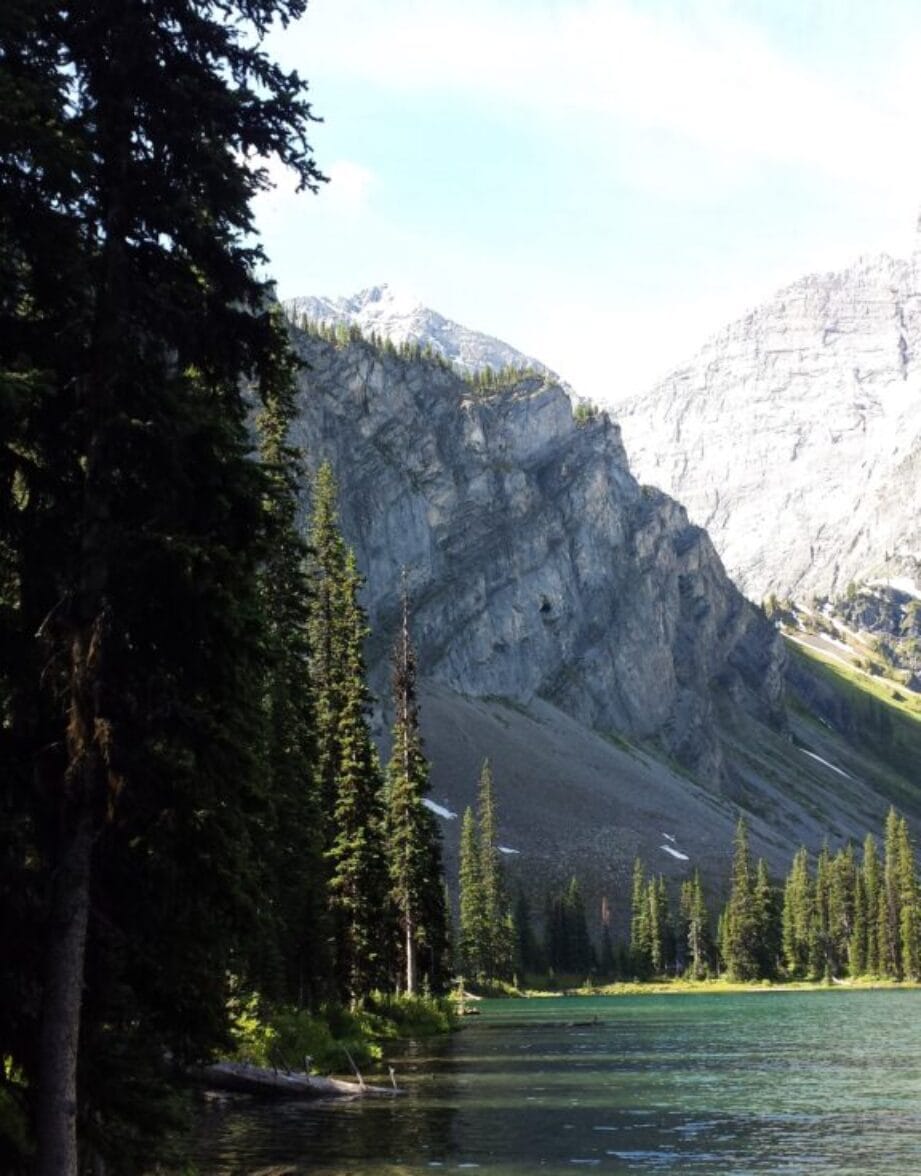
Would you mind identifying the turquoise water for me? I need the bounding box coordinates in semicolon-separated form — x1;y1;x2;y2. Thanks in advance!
188;991;921;1174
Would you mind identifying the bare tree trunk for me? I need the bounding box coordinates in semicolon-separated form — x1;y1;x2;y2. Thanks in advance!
405;913;416;996
35;811;94;1176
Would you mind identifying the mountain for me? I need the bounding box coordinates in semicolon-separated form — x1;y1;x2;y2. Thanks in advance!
283;283;560;381
616;244;921;606
285;322;921;917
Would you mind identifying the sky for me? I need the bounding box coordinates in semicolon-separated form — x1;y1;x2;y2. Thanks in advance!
256;0;921;406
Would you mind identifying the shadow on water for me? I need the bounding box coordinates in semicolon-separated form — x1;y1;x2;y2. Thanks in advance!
183;991;921;1175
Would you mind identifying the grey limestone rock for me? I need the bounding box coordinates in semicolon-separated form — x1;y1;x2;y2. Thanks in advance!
289;328;784;784
618;245;921;605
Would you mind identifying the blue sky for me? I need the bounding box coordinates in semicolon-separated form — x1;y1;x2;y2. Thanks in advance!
257;0;921;404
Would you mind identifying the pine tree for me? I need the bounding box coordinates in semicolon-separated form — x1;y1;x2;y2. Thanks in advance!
476;761;513;980
722;818;760;980
1;0;324;1166
881;807;902;978
753;859;781;980
862;834;882;975
327;550;389;1003
680;870;711;980
782;847;813;978
810;844;833;980
385;588;448;994
630;858;652;978
458;807;486;979
894;814;921;981
255;358;328;1006
307;462;349;838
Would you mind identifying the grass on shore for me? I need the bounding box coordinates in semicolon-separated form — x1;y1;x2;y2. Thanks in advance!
229;991;456;1076
459;975;921;1000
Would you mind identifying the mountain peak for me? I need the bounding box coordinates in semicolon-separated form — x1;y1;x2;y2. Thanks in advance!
283;285;562;384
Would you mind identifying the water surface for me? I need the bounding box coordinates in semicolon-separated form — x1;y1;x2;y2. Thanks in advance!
188;990;921;1174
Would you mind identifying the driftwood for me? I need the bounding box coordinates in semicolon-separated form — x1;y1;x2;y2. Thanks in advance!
197;1060;400;1099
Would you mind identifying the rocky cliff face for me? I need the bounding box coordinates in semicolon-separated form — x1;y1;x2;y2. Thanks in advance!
284;284;560;381
289;325;784;783
617;247;921;604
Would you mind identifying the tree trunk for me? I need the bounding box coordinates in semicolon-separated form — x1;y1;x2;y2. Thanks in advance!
405;912;416;996
35;811;94;1176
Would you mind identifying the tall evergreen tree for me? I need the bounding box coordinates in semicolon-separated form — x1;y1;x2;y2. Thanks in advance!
307;462;349;838
255;358;327;1006
722;818;760;980
385;588;448;994
1;0;323;1168
630;858;651;978
782;847;813;978
679;870;711;980
476;761;514;980
327;550;389;1003
458;806;486;979
862;834;882;975
753;859;781;979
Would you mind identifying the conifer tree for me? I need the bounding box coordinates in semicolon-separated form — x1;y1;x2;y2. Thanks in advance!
881;807;902;978
255;357;328;1006
630;858;652;977
680;870;711;979
810;844;834;979
722;818;760;980
327;550;389;1003
753;859;781;979
307;463;349;835
782;847;813;978
862;834;882;975
385;588;448;994
894;814;921;981
476;760;513;979
1;0;324;1167
458;806;486;978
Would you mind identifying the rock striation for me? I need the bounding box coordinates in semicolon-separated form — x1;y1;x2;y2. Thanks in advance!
289;326;784;784
617;246;921;605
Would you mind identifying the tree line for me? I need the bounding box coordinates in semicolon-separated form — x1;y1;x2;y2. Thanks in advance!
0;0;449;1171
458;807;921;987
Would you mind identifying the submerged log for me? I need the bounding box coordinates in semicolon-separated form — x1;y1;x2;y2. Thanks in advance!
197;1061;400;1099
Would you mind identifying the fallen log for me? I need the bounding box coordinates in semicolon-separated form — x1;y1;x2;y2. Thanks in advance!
196;1060;401;1099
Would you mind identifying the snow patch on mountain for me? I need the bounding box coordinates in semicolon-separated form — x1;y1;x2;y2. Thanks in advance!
284;283;563;384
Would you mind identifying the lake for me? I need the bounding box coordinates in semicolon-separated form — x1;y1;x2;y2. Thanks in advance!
187;990;921;1174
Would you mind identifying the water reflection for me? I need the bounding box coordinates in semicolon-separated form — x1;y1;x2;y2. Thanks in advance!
185;991;921;1174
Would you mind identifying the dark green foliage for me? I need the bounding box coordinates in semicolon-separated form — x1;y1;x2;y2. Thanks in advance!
327;550;389;1003
255;358;329;1007
456;761;513;983
458;806;486;979
545;877;594;976
385;591;448;994
721;819;761;981
679;870;712;979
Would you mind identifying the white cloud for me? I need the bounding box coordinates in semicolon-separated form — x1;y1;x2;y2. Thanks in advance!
297;0;921;200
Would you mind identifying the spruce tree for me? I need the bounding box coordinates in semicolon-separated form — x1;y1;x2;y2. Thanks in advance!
722;818;760;980
476;760;513;980
385;588;448;994
630;858;652;978
458;806;486;979
862;834;882;975
782;847;812;978
881;807;902;978
753;859;781;980
255;358;328;1006
681;870;711;980
1;0;323;1167
327;550;389;1004
894;814;921;981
